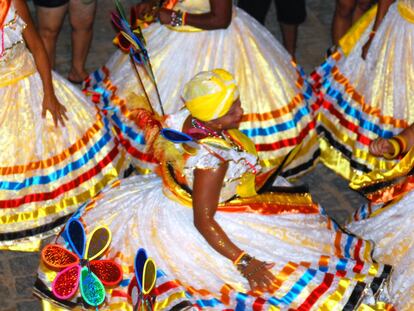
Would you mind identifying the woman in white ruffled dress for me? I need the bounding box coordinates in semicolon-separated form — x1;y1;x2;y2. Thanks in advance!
84;0;318;178
36;70;393;310
311;0;414;180
0;0;125;251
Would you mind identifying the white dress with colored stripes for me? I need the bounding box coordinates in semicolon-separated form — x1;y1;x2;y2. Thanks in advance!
35;111;393;310
0;5;125;251
84;0;318;178
310;0;414;180
348;190;414;310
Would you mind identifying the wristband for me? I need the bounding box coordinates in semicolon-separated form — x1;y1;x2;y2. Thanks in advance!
182;11;188;26
170;10;184;27
394;135;407;155
384;138;401;159
235;253;253;274
233;251;246;265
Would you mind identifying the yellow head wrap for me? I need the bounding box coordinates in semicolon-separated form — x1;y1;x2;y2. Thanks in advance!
183;69;239;121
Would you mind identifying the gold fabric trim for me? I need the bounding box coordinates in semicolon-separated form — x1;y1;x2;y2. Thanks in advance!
0;236;41;251
161;159;318;214
318;113;397;179
339;5;377;56
41;300;68;311
350;147;414;190
166;24;203;32
398;2;414;24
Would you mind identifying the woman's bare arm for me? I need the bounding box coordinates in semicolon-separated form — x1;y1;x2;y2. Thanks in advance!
362;0;395;58
371;0;395;32
193;163;242;260
192;162;276;292
399;124;414;149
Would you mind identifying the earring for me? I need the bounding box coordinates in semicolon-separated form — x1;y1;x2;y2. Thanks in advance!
217;123;223;130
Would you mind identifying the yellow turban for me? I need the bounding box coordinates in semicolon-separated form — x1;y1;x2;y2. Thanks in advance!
183;69;239;121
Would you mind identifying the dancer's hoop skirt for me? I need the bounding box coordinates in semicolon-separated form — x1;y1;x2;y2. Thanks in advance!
35;174;394;310
311;1;414;179
85;7;318;178
0;6;126;251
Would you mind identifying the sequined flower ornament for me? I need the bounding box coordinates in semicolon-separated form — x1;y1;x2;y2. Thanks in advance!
127;248;157;310
41;219;123;308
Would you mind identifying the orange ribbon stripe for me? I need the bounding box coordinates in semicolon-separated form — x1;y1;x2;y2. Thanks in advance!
0;0;11;28
0;113;105;175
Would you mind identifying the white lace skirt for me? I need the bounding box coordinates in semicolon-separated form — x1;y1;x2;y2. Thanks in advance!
84;8;318;178
310;3;414;180
36;174;393;310
348;189;414;310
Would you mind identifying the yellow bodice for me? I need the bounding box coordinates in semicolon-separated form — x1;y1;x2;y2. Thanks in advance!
166;0;212;32
173;0;210;14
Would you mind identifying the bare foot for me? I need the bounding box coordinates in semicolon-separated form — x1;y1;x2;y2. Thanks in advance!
67;68;89;84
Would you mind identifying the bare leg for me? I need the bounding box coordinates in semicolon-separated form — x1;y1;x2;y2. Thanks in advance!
279;22;298;58
35;4;68;67
332;0;357;45
68;0;97;82
352;0;373;23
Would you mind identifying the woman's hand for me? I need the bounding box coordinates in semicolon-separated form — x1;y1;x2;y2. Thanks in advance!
361;36;373;60
42;93;68;127
369;137;394;157
157;8;173;25
135;0;158;20
244;258;276;293
158;0;232;30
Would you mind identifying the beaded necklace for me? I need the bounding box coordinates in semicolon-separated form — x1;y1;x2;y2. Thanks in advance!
191;118;222;138
191;118;258;174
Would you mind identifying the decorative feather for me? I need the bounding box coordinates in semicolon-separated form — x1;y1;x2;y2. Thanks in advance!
112;0;165;115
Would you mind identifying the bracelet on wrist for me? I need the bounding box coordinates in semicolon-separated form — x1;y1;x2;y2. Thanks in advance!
170;10;184;27
182;12;187;26
394;135;407;155
384;138;401;159
233;251;246;265
234;253;253;274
